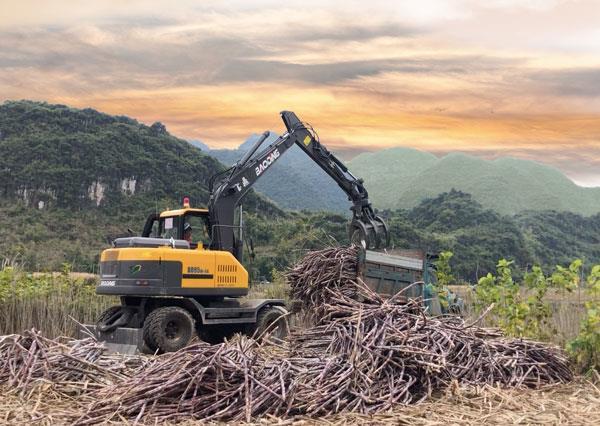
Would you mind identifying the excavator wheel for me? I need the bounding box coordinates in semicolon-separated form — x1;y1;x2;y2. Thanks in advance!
96;305;134;333
253;306;289;341
142;306;195;353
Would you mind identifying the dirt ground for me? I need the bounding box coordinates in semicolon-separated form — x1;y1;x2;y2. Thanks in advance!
2;377;599;425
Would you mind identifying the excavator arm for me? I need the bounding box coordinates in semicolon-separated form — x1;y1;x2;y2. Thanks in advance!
208;111;389;261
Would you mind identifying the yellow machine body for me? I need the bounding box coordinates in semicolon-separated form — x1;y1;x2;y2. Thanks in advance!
97;206;249;298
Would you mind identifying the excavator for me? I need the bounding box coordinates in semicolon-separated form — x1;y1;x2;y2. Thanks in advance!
93;111;389;353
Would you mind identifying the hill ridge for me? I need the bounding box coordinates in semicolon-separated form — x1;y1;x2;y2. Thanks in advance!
346;146;600;216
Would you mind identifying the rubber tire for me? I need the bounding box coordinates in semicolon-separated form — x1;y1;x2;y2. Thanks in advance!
142;307;195;353
96;306;121;327
96;305;133;332
254;306;288;341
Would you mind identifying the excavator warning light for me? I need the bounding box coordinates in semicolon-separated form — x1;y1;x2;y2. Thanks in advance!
183;197;190;208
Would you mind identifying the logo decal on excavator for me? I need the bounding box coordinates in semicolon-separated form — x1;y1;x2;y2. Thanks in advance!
255;149;280;177
129;264;142;275
234;176;250;192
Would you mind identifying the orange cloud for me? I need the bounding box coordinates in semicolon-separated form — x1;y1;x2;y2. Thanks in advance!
1;1;599;185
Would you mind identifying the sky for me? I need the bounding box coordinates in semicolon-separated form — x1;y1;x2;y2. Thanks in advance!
1;0;599;186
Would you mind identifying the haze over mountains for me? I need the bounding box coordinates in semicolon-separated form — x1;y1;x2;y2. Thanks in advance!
199;140;600;216
205;134;350;213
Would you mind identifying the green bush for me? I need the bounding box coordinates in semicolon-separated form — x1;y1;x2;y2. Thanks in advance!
568;265;600;372
474;259;582;340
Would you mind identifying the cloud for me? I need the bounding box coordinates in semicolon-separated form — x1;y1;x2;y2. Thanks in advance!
528;68;600;97
0;25;524;92
0;1;599;187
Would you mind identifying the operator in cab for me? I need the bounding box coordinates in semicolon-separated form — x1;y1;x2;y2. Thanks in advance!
183;223;194;245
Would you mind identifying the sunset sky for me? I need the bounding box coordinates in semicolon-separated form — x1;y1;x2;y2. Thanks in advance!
1;1;599;186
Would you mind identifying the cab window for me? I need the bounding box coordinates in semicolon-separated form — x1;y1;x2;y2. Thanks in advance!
161;216;180;240
148;219;160;238
183;213;211;248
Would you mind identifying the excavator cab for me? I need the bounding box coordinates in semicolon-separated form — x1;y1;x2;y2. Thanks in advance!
141;199;212;249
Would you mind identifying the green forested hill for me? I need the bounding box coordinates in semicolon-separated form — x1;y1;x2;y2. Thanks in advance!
515;210;600;268
2;101;224;211
348;148;600;216
244;190;600;282
0;100;597;281
347;148;438;203
0;100;280;270
387;190;599;280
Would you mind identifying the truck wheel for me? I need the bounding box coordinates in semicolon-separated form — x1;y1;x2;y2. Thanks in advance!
143;307;195;353
254;306;288;341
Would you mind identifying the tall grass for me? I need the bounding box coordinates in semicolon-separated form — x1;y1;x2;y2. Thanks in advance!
0;265;116;338
0;261;593;353
450;285;590;346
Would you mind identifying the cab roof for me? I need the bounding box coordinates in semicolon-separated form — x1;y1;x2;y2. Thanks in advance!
159;207;208;218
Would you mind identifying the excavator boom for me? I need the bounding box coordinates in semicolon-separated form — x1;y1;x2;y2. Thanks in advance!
208;111;389;260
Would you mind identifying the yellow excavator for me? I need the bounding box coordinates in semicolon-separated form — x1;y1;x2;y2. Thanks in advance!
93;111;389;353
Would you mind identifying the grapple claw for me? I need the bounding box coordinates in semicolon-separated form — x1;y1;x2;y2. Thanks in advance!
349;215;390;250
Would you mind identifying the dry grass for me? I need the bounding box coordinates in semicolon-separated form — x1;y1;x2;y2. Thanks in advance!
0;268;116;338
1;379;598;425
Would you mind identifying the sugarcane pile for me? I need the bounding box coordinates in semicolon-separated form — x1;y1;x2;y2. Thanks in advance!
287;245;363;317
73;337;294;424
0;330;146;397
284;246;572;414
0;246;574;424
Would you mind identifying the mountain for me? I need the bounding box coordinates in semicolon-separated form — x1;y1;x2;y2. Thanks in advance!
347;147;438;205
0;100;277;214
515;210;600;268
386;190;599;280
206;133;350;213
0;100;280;271
188;139;210;151
390;190;533;280
348;147;600;216
1;100;597;279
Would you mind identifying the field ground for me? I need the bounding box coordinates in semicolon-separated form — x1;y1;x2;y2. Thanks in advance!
1;272;598;425
2;378;599;425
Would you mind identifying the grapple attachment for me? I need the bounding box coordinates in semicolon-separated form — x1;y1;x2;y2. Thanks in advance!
349;214;390;250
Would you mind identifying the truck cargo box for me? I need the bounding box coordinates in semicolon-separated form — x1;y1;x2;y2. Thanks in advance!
357;249;443;315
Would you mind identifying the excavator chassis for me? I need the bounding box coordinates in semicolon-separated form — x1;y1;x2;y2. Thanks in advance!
85;296;287;354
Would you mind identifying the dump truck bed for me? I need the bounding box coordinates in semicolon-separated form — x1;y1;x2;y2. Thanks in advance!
357;249;443;315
